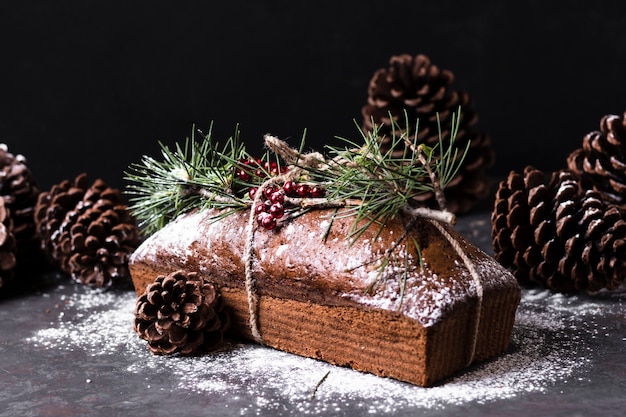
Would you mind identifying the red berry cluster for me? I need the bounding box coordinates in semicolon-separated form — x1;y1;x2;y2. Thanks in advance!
251;185;285;230
234;158;287;183
251;182;327;230
282;181;326;198
234;156;327;231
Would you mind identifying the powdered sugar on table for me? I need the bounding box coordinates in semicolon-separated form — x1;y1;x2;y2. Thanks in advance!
23;282;625;415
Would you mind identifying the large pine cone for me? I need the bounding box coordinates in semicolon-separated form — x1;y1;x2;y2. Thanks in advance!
492;166;626;293
0;144;40;264
134;270;230;355
0;199;17;291
361;53;494;213
34;173;140;287
567;111;626;211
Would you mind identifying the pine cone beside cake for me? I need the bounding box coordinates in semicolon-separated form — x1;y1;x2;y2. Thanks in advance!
492;166;626;293
34;173;140;287
567;111;626;211
134;270;230;355
361;53;494;213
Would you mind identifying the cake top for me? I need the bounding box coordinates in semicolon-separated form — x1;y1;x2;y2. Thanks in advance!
131;202;517;328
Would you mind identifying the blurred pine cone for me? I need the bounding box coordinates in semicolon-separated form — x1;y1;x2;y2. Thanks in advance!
361;53;494;213
0;144;41;265
34;173;89;258
492;166;626;293
34;173;140;287
0;199;17;291
567;111;626;211
134;270;230;355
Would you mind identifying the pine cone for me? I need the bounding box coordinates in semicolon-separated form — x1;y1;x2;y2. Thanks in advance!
34;173;89;258
34;173;140;287
492;166;626;293
567;111;626;211
361;53;494;213
0;144;41;265
134;270;230;355
53;198;140;287
0;198;17;291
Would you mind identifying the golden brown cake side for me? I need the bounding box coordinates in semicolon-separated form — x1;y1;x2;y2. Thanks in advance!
129;208;520;386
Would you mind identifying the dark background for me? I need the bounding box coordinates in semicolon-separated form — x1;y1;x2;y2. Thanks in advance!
1;1;625;195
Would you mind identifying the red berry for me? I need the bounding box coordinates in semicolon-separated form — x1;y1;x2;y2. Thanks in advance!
269;191;284;204
255;203;267;214
249;187;258;199
283;181;297;196
263;186;278;200
269;202;284;219
239;171;251;182
309;186;325;198
296;184;310;197
257;212;276;230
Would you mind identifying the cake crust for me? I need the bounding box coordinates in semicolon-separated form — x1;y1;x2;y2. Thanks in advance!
129;207;520;386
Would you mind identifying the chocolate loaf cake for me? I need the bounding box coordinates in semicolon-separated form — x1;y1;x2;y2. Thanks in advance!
129;206;520;387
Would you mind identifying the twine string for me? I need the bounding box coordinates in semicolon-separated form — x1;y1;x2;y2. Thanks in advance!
241;135;326;343
428;219;483;366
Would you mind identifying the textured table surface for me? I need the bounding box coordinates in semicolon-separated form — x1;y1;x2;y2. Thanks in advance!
1;211;625;417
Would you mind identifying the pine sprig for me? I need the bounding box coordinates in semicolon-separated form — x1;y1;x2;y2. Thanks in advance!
295;108;467;241
125;124;251;235
125;109;468;239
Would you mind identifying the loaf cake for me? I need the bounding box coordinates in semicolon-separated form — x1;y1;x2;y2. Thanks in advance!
129;204;520;387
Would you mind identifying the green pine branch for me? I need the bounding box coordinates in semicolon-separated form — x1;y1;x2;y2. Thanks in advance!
125;107;468;240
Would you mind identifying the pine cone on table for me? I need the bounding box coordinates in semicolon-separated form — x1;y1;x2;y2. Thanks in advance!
34;173;140;288
134;270;230;355
491;166;626;293
0;144;41;265
361;53;494;213
0;199;17;291
567;111;626;211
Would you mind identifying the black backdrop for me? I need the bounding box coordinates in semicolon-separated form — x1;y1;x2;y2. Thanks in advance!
1;1;625;193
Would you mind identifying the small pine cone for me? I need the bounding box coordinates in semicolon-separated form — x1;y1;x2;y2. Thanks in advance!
52;198;140;287
492;166;626;293
0;199;17;290
0;144;41;263
361;53;494;213
134;270;230;355
567;111;626;211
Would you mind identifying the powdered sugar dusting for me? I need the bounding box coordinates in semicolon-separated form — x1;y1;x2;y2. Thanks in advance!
343;270;467;326
22;284;618;414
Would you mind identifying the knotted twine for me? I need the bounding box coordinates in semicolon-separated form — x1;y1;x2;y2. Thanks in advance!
405;136;486;365
428;219;484;366
242;135;324;343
